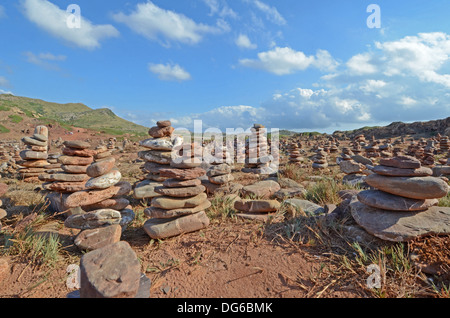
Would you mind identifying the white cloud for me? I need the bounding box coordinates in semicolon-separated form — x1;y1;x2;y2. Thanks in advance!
235;34;257;49
113;1;228;47
21;0;119;50
148;63;191;82
251;0;286;26
24;51;66;71
346;53;378;75
203;0;237;19
239;47;338;75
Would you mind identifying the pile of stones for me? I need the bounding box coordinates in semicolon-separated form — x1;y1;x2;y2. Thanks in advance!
62;150;134;250
42;140;94;210
17;125;48;182
242;124;276;175
143;147;210;239
312;148;328;169
439;136;449;154
133;120;182;201
288;142;304;164
350;155;450;241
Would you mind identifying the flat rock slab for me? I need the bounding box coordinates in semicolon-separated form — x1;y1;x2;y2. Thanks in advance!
207;164;232;177
155;184;206;198
365;174;449;199
63;147;97;157
234;199;281;213
350;199;450;242
143;211;210;239
63;140;91;150
45;181;87;193
39;173;89;182
159;167;206;180
145;200;211;219
241;180;281;199
139;138;173;151
373;165;432;177
379;155;421;169
82;198;130;212
151;193;207;210
64;181;131;208
85;169;122;190
139;150;172;165
61;165;88;174
283;199;325;215
64;209;122;230
59;155;94;166
235;213;275;222
133;180;163;199
209;174;234;185
20;150;48;160
80;241;141;298
357;190;439;212
340;160;365;174
22;137;47;147
163;178;201;188
148;126;174;138
273;187;307;200
74;224;122;251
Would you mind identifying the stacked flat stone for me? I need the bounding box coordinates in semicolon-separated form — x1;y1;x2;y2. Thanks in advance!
312;148;328;169
440;136;449;154
143;150;210;239
17;125;49;182
133;120;183;201
206;148;234;187
364;141;380;158
242;124;275;174
45;152;63;174
350;155;450;241
62;147;134;251
234;199;281;222
288;142;304;164
41;140;93;199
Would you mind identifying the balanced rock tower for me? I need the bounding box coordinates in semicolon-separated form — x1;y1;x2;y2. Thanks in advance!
350;155;450;241
312;148;328;169
242;124;276;175
133;120;182;202
17;125;49;182
143;143;210;240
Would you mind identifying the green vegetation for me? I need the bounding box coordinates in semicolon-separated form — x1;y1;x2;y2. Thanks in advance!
0;94;149;135
8;114;23;123
0;124;10;133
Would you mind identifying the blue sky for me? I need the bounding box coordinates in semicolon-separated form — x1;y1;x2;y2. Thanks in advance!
0;0;450;133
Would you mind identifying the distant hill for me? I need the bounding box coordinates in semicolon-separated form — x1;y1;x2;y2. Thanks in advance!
333;117;450;139
0;94;149;136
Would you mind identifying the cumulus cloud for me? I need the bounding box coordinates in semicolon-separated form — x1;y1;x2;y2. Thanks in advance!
21;0;119;50
148;63;191;82
113;1;228;47
239;47;338;75
235;34;257;49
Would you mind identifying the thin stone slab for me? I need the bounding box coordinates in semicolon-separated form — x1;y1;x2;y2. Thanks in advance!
63;147;97;157
85;169;122;190
144;200;211;219
45;181;87;193
143;211;210;239
18;159;48;168
350;199;450;242
20;150;48;160
39;173;89;182
365;174;449;199
151;193;207;210
82;198;130;212
379;155;421;169
357;190;439;212
58;155;94;166
159;167;206;180
133;180;163;199
234;199;281;213
22;137;47;147
155;184;206;198
63;140;91;150
139;138;173;151
64;209;122;230
80;241;141;298
207;164;232;177
139;150;172;165
162;178;201;188
373;165;433;177
64;181;132;208
61;165;88;174
283;199;325;215
241;180;281;199
209;174;234;185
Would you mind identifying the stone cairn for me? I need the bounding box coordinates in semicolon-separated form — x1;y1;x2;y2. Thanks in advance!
350;155;450;242
205;145;234;190
440;136;449;154
62;143;134;251
133;120;182;202
288;141;304;164
312;148;328;169
17;125;49;182
143;142;211;240
242;124;276;175
41;140;94;210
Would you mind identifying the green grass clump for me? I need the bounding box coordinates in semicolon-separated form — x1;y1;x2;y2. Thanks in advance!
0;124;10;133
8;114;23;123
